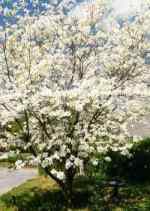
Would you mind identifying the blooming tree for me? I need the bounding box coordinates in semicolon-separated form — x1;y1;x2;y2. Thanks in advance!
0;1;150;204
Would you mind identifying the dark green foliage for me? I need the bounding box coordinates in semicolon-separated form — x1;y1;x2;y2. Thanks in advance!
105;138;150;182
105;150;129;179
130;138;150;180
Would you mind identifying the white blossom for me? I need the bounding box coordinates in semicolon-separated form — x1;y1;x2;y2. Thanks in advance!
104;156;112;162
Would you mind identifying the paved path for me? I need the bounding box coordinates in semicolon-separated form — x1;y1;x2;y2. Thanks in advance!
0;167;37;195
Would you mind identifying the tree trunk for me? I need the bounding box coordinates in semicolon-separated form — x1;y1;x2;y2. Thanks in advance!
63;168;76;210
63;177;73;209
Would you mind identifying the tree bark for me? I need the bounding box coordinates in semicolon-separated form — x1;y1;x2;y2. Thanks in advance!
63;168;76;209
63;179;73;210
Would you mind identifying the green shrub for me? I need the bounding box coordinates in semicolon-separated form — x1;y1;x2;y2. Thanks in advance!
105;149;130;179
128;138;150;181
105;138;150;182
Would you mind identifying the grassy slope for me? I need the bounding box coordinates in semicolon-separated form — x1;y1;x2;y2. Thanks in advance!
0;176;150;210
0;176;89;211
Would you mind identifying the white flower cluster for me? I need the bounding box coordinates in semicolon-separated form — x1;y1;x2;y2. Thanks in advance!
15;160;26;170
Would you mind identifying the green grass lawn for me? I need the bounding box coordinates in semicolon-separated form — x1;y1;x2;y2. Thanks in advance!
1;176;150;211
0;176;89;211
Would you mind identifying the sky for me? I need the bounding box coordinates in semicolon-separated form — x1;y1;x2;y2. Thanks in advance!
112;0;142;16
0;0;51;26
0;0;145;26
